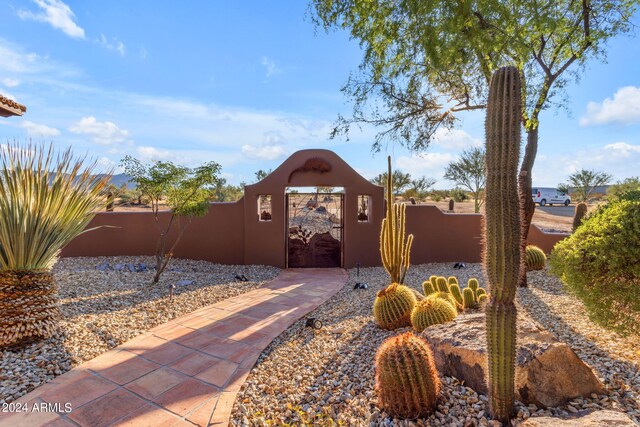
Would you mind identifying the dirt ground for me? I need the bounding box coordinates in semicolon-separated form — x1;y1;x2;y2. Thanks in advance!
426;199;574;233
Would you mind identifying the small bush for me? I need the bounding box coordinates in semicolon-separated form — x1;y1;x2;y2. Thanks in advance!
549;199;640;336
450;188;468;202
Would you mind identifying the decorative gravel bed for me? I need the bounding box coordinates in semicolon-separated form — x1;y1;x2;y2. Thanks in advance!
230;263;640;426
0;256;280;404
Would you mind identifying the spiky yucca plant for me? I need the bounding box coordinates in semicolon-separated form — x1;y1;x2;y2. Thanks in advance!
380;156;413;284
0;144;109;348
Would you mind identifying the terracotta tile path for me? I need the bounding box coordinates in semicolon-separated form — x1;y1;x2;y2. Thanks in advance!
1;268;347;427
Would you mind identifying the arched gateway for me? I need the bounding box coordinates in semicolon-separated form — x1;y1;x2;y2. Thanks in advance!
243;149;383;268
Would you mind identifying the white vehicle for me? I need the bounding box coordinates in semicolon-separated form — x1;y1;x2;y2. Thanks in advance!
532;187;571;206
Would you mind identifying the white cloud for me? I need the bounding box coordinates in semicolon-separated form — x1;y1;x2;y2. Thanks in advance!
1;78;20;88
580;86;640;126
241;143;287;160
97;35;126;56
17;0;85;39
603;142;640;157
532;141;640;187
260;56;282;78
69;116;129;145
432;127;482;149
396;152;457;184
19;120;60;137
136;145;172;160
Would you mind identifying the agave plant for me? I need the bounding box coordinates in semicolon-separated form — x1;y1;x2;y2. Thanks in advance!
0;143;109;348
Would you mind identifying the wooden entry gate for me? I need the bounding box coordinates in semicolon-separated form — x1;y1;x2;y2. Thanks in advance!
286;193;343;268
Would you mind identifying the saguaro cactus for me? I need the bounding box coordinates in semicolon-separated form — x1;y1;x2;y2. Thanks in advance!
572;202;588;232
380;156;414;284
483;66;522;424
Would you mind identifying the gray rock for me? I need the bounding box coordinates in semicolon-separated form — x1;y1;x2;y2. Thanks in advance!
114;263;125;271
126;263;136;272
422;313;605;408
519;410;637;426
95;262;110;271
176;279;193;286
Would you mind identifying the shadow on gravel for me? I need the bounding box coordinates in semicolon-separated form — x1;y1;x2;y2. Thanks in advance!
518;285;640;416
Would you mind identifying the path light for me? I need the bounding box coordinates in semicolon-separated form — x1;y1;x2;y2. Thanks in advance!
169;284;176;301
353;262;368;289
305;318;323;329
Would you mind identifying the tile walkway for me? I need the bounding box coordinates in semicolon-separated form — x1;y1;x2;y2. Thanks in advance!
1;268;347;427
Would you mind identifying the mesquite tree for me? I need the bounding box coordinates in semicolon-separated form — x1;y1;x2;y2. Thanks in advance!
311;0;639;286
121;156;221;283
444;147;486;213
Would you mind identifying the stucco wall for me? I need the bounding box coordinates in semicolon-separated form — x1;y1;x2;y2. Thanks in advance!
61;201;245;264
60;149;568;266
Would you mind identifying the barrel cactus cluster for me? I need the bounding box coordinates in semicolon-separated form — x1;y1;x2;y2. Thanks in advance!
373;283;417;329
420;275;487;311
375;332;441;418
411;295;458;332
525;245;546;271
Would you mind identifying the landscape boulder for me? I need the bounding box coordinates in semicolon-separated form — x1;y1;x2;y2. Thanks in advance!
421;313;605;408
519;410;636;426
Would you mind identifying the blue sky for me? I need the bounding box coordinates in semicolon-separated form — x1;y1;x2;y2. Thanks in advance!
0;0;639;189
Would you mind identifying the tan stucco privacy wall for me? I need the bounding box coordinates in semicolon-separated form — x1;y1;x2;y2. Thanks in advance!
61;149;568;267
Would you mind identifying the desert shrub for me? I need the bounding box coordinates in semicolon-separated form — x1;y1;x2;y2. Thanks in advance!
450;188;468;202
607;177;640;201
549;199;640;336
429;189;449;202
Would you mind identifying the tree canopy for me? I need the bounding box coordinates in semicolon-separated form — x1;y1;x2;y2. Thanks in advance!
444;147;486;212
567;168;612;201
311;0;639;150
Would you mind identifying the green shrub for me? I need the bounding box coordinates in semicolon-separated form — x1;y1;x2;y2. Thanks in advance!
450;188;468;202
549;199;640;336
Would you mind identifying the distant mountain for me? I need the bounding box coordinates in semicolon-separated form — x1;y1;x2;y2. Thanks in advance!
94;173;136;189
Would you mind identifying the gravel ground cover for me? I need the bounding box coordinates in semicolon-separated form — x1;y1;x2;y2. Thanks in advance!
230;263;640;427
0;256;280;404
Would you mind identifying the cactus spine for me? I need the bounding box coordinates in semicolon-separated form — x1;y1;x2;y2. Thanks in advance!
411;296;458;332
525;245;546;271
411;288;426;301
468;278;479;292
435;277;449;292
462;287;476;309
380;156;414;284
422;280;436;296
483;66;522;424
572;202;588;232
447;276;458;285
373;283;417;330
449;283;464;307
375;332;441;418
